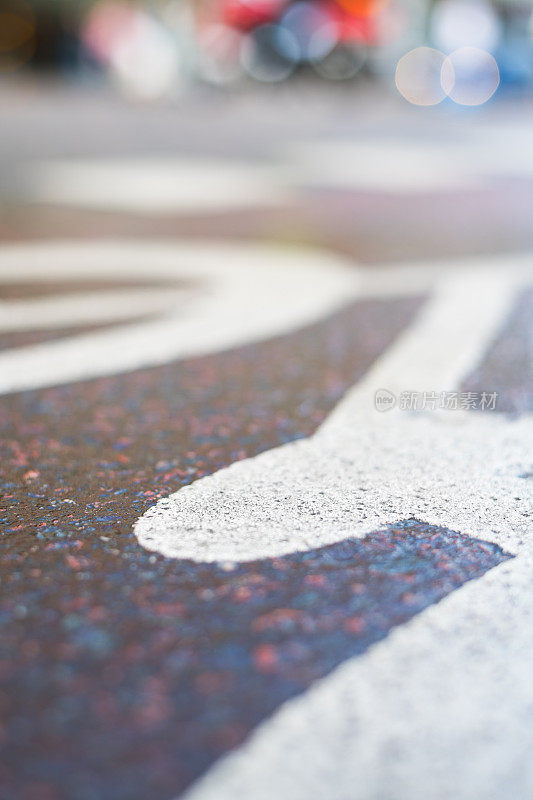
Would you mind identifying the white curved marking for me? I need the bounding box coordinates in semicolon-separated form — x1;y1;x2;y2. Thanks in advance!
0;240;360;395
0;287;193;331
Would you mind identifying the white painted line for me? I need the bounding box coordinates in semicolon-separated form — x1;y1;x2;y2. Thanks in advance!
285;141;481;193
181;504;533;800
20;158;290;214
322;268;519;431
0;240;360;394
0;287;192;331
16;129;533;221
4;241;502;394
285;130;533;193
135;260;528;563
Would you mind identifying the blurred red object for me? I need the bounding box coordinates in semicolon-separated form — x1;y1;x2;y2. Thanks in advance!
218;0;381;45
327;0;381;45
221;0;287;31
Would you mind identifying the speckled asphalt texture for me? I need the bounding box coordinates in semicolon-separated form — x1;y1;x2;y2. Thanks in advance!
0;297;423;799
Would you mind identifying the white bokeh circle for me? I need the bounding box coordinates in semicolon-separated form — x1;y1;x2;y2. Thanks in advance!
395;47;448;106
441;46;500;106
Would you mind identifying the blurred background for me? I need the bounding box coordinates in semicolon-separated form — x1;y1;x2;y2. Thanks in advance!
1;0;532;99
2;0;533;261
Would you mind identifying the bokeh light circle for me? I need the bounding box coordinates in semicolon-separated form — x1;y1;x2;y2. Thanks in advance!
111;14;180;100
83;3;181;100
431;0;500;53
395;47;447;106
83;1;137;63
313;43;366;80
240;24;298;82
198;24;243;84
441;46;500;106
279;2;338;63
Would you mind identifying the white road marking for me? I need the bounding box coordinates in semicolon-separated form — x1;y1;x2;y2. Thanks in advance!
181;502;533;800
3;241;525;397
323;268;520;430
136;259;529;562
0;287;193;331
15;127;533;215
0;240;360;394
19;158;290;214
286;141;480;193
286;130;533;193
131;253;533;800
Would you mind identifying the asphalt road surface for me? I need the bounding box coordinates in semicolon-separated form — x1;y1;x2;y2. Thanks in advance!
0;79;532;800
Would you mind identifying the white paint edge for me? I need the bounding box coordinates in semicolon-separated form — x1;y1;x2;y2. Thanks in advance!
135;261;527;563
0;239;361;394
0;287;193;331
